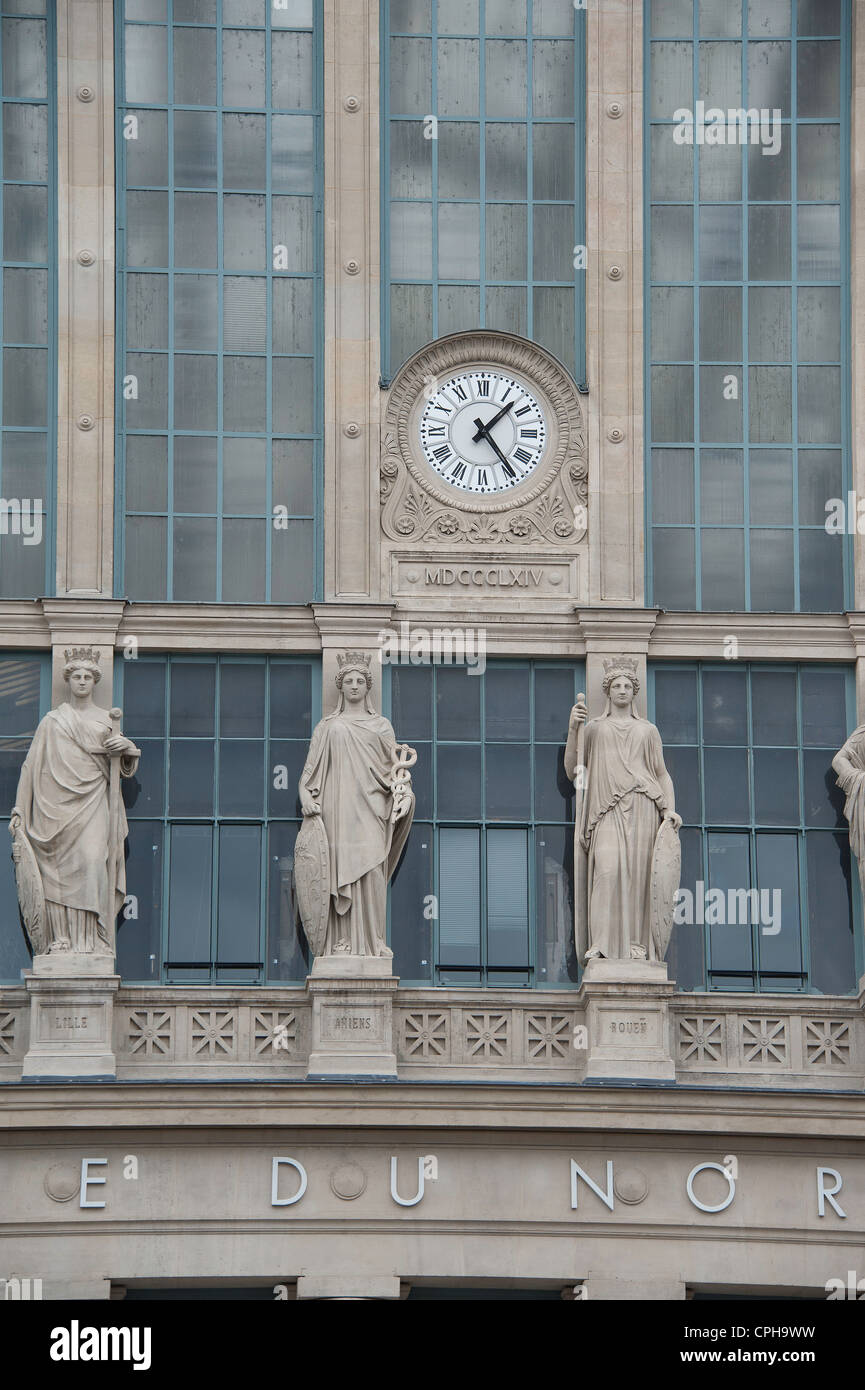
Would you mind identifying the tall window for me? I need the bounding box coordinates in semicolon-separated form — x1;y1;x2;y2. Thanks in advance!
647;0;849;611
116;0;322;603
0;652;49;981
0;2;55;596
118;655;316;984
384;0;585;382
388;661;582;987
651;662;857;994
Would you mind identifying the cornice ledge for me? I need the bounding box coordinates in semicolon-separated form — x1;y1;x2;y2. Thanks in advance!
650;611;855;660
116;604;320;649
312;602;397;645
0;600;51;646
42;598;127;643
576;608;660;651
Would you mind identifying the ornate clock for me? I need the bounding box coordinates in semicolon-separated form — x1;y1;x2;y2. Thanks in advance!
381;330;587;553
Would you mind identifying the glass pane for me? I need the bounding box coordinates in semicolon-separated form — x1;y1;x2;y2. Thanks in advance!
655;669;698;744
266;822;307;980
748;287;790;361
797;124;840;201
748;205;790;280
800;668;847;746
125;516;167;599
437;666;479;739
756;832;801;973
269;663;312;739
532;40;573;117
173;435;216;514
652;526;695;607
174;111;218;188
652;448;694;524
124;662;166;739
219;739;264;815
168;824;212;964
707;831;753;974
485;39;527;118
485;743;530;819
753;748;799;823
487;829;529;966
390;37;430;114
168;739;215;815
651;206;693;282
701;529;745;610
798;367;841;445
222;28;265;108
797;205;840;280
664;744;700;824
391;119;432;199
437;121;478;198
217;824;261;963
3;267;48;344
667;825;704;990
223;113;267;190
272;357;314;433
222;518;266;601
438;828;480;965
485;667;529;740
174;25;216;105
747;137;789;201
535;825;578;985
272;438;314;514
438;38;479;116
649;41;693;117
803;748;843;828
747;40;789;112
170;662;215;735
2;102;47;182
391;202;432;279
390;830;433;981
699;41;742;106
700;366;743;442
534;668;575;742
485;203;526;281
175;193;217;268
806;831;855;994
486;123;526;199
117;822;162;982
533;742;573;821
799;529;843;612
750;528;794;609
797;286;840;364
270;518;314;603
653;286;694;361
223;357;267;432
126;191;169;267
437;744;481;818
700;448;743;523
750;448;792;524
751;670;796;745
392;665;433;740
533;122;573;200
651;366;694;442
125;110;168;187
699;142;742;202
703;668;747;743
748;366;791;443
797;40;840;118
699;287;739;361
700;206;742;279
438;203;480;279
125;23;168;104
652;125;693;200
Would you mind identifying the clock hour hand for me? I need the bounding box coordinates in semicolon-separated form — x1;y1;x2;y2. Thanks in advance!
472;417;511;469
471;398;515;443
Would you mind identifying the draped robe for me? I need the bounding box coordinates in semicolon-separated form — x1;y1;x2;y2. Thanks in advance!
575;714;670;960
299;711;414;956
14;704;139;954
834;724;865;901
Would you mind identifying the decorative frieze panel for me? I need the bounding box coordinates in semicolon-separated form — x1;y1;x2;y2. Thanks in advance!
0;987;860;1086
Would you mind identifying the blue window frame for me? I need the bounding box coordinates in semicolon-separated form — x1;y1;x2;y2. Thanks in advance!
382;0;586;385
115;0;323;603
0;651;51;981
386;660;583;987
650;661;858;993
646;0;850;612
0;2;56;597
117;654;318;984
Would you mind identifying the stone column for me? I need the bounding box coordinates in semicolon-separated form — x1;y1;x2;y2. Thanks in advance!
323;0;382;601
585;0;645;606
55;0;116;597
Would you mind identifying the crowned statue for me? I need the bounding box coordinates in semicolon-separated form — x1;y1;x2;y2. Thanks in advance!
564;658;681;965
295;652;416;959
9;647;141;959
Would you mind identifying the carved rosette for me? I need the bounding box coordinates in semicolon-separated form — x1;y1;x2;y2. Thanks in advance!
380;331;587;548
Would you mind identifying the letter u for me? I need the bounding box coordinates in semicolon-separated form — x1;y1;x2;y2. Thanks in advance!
390;1155;425;1207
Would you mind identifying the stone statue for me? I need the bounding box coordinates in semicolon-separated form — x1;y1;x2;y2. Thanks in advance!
832;725;865;905
9;647;140;959
564;658;681;964
295;652;416;959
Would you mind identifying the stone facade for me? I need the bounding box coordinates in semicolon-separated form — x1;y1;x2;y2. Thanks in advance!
0;0;863;1301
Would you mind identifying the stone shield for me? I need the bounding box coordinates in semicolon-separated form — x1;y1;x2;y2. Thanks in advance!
294;813;330;956
650;818;681;961
10;820;45;955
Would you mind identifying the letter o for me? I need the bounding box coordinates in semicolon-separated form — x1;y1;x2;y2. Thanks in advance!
686;1161;736;1213
472;569;483;585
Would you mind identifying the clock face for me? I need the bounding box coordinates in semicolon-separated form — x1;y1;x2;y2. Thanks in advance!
419;370;547;494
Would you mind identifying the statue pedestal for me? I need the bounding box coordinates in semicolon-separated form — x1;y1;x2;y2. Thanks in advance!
575;959;676;1082
306;957;399;1079
21;966;120;1080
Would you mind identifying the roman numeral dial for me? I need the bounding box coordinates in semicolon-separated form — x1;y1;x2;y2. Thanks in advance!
419;370;547;494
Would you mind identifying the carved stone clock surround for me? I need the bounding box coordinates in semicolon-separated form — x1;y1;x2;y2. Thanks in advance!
380;332;588;595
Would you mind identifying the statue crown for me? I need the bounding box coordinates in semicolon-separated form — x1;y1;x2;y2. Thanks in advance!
337;651;371;670
64;647;100;667
602;657;637;676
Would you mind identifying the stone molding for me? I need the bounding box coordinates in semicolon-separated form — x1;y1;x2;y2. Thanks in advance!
0;986;861;1089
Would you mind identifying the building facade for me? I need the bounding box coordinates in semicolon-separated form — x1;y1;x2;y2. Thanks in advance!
0;0;864;1300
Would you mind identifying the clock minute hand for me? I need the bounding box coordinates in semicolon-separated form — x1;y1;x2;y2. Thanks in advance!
472;417;511;469
471;398;515;443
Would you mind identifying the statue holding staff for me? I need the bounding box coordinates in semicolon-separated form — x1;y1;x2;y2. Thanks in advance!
564;658;681;964
9;647;140;958
295;652;416;959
